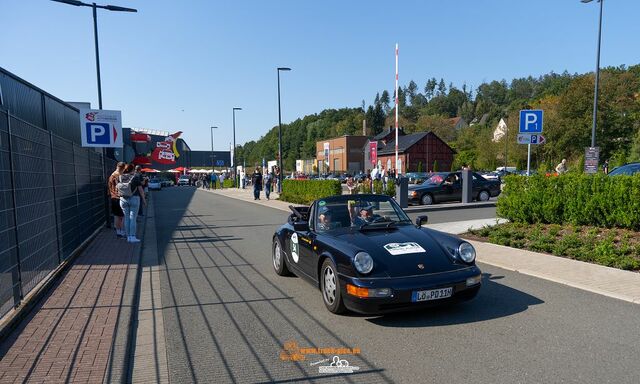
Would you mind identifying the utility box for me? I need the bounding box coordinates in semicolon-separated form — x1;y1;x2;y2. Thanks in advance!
462;169;473;203
396;177;408;208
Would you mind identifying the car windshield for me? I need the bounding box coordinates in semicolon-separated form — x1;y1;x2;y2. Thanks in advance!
314;195;411;233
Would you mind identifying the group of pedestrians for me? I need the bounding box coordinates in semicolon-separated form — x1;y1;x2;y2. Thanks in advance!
108;162;148;243
251;166;280;200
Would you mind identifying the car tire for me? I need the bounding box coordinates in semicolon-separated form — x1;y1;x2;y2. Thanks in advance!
272;238;291;276
420;193;434;205
478;190;490;202
320;259;346;314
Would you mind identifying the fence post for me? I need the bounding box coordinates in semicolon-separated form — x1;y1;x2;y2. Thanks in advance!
72;144;81;247
49;131;62;264
103;151;111;228
6;111;24;305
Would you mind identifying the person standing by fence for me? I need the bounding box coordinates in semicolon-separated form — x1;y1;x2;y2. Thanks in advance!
118;163;146;243
108;162;126;238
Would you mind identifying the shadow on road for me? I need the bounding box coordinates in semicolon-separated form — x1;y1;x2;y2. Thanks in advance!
366;273;544;327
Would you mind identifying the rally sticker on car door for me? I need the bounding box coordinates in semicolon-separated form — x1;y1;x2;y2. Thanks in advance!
290;233;299;263
384;242;426;255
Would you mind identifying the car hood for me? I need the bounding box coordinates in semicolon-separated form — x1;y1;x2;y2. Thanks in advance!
332;226;469;277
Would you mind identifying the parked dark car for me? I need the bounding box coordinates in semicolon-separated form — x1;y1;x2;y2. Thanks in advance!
608;162;640;176
408;172;501;205
272;194;481;314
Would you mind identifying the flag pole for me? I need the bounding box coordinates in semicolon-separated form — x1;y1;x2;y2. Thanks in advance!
395;43;399;175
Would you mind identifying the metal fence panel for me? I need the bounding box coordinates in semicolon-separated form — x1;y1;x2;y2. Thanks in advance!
9;117;59;297
0;109;20;317
0;109;109;319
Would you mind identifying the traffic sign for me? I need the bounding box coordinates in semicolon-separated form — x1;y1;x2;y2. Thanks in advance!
517;134;546;145
79;109;123;148
519;110;544;134
584;147;600;174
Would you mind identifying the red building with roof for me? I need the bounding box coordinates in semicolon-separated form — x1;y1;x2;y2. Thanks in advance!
369;128;456;173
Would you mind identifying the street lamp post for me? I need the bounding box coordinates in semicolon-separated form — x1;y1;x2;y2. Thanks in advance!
210;126;218;170
581;0;604;148
232;107;242;187
52;0;136;228
277;67;291;194
51;0;137;110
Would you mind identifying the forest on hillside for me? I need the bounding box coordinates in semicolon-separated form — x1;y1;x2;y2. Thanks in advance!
235;64;640;172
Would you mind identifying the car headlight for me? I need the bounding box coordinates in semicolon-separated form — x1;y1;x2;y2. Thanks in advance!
354;252;373;274
458;242;476;263
409;191;417;197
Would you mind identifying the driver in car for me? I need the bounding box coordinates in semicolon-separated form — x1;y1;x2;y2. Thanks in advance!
317;206;337;231
352;205;375;226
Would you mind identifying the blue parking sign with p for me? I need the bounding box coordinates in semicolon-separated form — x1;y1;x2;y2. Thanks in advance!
519;110;543;134
85;123;111;144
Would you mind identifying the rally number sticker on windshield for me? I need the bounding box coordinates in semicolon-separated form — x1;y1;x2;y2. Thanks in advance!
384;242;426;255
290;233;299;263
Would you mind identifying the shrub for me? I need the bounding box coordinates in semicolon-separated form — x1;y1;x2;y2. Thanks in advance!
279;179;342;205
222;179;234;188
386;180;396;197
497;174;640;230
358;181;372;194
373;180;384;195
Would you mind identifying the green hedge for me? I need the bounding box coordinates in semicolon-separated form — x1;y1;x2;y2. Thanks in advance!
497;174;640;229
279;180;342;204
359;179;396;196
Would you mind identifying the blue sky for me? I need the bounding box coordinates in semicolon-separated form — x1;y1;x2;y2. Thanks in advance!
2;0;639;151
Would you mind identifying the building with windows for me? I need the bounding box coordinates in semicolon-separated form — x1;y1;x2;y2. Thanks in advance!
315;135;369;173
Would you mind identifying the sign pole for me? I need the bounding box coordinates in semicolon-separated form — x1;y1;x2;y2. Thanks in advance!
527;143;531;176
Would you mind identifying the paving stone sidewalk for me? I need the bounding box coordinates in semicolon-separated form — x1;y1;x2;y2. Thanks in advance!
0;228;141;383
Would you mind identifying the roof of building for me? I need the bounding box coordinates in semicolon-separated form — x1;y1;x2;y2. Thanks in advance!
377;131;457;155
377;132;429;155
373;127;405;141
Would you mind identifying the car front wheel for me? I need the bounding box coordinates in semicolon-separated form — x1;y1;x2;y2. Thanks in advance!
320;259;346;314
272;238;290;276
421;193;434;205
478;190;490;201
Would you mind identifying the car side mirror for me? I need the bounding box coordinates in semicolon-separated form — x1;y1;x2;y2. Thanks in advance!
415;215;428;227
293;221;309;232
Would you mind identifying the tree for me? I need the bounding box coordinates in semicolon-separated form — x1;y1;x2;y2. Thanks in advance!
437;78;447;96
407;80;418;105
424;78;437;100
380;90;391;113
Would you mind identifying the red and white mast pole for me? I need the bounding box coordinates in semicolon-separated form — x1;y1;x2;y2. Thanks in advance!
395;43;399;175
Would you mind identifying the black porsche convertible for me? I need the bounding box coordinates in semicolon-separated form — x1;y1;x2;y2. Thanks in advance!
272;194;482;314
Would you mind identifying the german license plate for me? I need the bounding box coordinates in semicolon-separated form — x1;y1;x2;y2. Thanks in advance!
412;287;453;302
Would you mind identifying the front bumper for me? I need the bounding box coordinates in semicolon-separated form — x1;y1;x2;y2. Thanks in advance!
339;266;481;314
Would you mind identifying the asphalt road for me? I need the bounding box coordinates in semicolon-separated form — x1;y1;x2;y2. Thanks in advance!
152;187;640;384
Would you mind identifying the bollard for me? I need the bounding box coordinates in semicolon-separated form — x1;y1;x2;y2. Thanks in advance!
396;177;408;208
462;169;473;203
